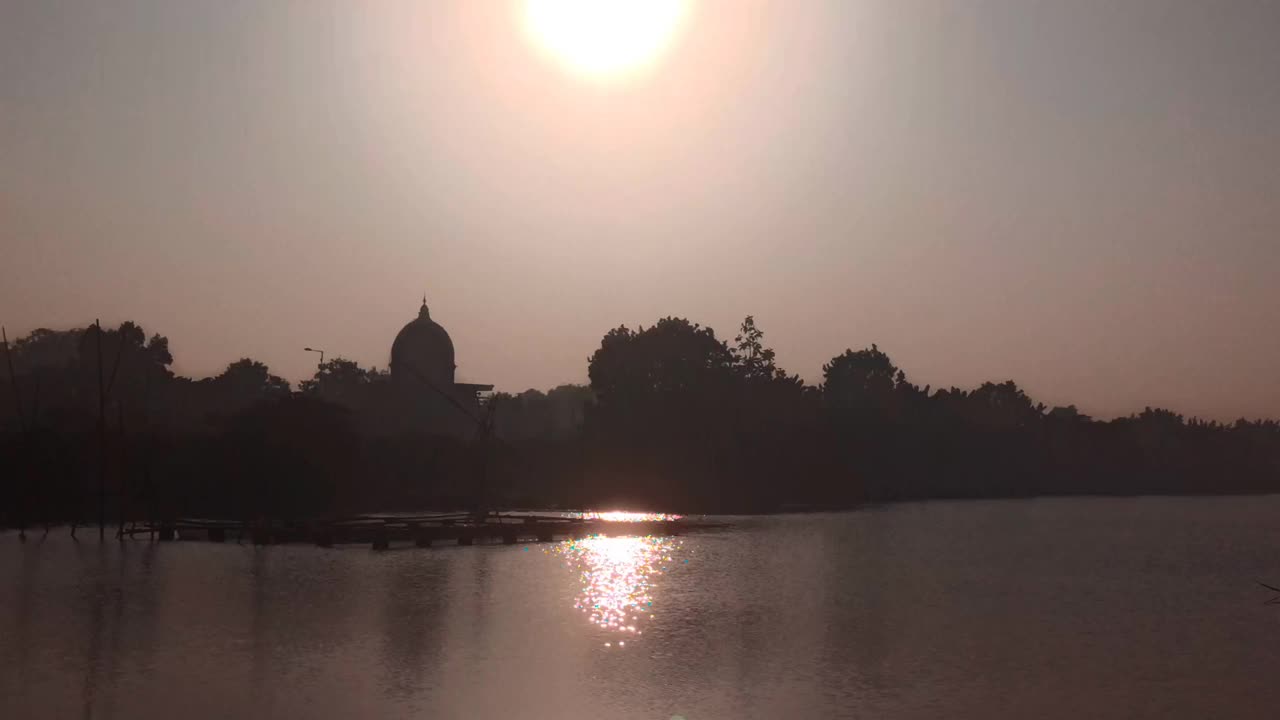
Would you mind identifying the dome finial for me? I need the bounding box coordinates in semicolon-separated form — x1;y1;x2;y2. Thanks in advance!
419;295;430;319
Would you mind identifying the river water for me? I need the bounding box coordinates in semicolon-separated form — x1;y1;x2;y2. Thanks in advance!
4;496;1280;719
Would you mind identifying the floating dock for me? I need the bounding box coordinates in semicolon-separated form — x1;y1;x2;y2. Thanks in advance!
123;513;713;549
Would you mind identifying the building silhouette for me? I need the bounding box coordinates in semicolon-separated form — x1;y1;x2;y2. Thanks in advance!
389;298;492;436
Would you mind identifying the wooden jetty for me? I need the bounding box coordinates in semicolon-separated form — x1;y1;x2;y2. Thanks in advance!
121;513;717;549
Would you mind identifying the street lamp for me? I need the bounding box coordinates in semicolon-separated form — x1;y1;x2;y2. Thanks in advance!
304;347;325;367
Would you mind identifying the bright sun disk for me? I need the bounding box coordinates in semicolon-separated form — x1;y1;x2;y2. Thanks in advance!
523;0;689;78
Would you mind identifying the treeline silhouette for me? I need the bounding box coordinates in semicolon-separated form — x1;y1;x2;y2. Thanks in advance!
3;317;1278;527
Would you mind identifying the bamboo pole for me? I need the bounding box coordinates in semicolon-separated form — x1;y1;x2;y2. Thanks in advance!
401;363;493;520
2;326;30;537
2;327;28;433
116;402;127;539
476;399;497;521
95;320;106;541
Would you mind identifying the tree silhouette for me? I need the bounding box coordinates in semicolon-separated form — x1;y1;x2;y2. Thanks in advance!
733;315;781;382
588;318;735;411
821;344;899;414
299;358;378;402
3;315;1280;524
963;381;1044;429
216;359;291;399
215;393;358;519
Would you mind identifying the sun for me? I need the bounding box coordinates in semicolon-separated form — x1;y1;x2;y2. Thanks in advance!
523;0;690;79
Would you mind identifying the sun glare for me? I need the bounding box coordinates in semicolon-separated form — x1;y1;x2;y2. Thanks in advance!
523;0;690;79
578;510;683;522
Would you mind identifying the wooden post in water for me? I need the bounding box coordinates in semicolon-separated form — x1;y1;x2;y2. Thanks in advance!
372;524;390;550
313;523;334;548
412;523;431;548
251;524;271;546
116;403;127;540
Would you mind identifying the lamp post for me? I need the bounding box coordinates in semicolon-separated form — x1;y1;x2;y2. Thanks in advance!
304;347;325;367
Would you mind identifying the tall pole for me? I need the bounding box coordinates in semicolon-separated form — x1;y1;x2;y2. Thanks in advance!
2;327;27;433
96;320;106;541
402;363;491;519
476;399;496;520
117;402;127;539
477;411;488;518
3;326;29;536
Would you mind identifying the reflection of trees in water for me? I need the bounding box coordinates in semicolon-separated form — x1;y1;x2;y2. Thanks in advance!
819;514;891;700
247;548;274;716
72;541;161;720
466;548;494;649
126;544;163;683
725;528;774;719
76;542;112;720
6;538;45;710
378;556;450;701
243;546;424;711
245;547;354;712
617;519;866;720
733;519;841;719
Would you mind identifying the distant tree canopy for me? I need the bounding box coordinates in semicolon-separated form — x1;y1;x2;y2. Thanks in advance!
4;322;173;382
588;317;736;410
492;384;593;443
218;359;291;398
822;345;897;409
585;317;821;509
3;315;1280;524
214;393;358;518
298;358;381;398
7;327;82;372
0;322;175;431
179;358;294;424
579;315;1280;509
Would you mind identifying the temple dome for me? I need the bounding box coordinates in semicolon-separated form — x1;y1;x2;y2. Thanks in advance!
390;299;456;387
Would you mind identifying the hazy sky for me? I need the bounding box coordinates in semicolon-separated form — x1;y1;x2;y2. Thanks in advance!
3;0;1278;420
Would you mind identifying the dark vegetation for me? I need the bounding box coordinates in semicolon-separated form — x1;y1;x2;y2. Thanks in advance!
3;317;1278;528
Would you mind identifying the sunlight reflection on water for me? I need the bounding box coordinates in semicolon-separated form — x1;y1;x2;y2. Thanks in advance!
549;533;682;640
575;510;683;522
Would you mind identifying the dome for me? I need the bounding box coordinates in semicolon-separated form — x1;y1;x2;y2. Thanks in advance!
390;299;456;387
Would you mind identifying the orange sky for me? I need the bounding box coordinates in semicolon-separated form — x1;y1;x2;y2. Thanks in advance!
3;1;1278;420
